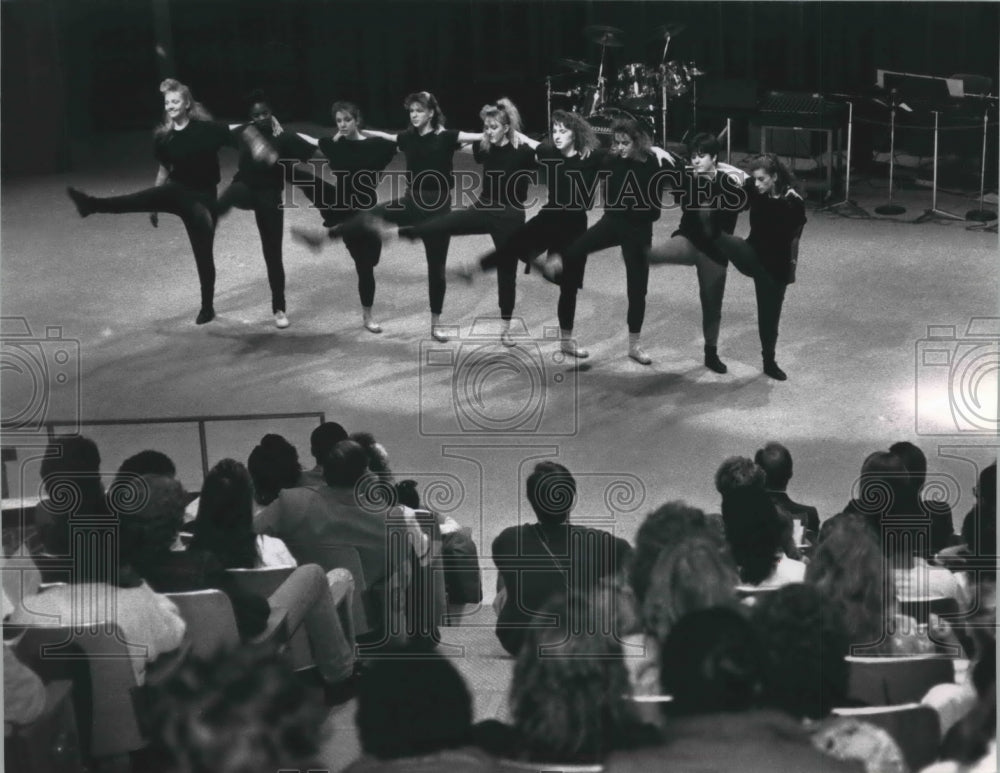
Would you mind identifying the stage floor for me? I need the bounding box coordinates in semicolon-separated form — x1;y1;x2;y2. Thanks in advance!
2;130;997;583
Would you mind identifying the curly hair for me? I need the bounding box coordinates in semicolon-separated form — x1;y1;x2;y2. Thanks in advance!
610;116;652;160
116;474;187;570
147;643;324;773
642;536;739;643
660;606;765;714
751;583;850;719
721;487;785;585
715;456;766;497
806;513;897;653
247;434;301;506
628;500;713;607
480;97;524;152
744;152;799;196
550;109;600;153
356;648;472;759
525;461;576;526
510;591;645;763
190;459;258;569
155;78;212;137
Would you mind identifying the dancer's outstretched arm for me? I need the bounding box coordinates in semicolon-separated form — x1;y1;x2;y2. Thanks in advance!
361;128;399;142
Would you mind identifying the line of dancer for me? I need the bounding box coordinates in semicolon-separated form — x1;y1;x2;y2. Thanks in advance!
64;80;806;379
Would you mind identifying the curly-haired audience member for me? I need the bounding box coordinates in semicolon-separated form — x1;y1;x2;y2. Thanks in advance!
148;644;325;773
752;584;907;773
605;607;858;773
247;433;303;506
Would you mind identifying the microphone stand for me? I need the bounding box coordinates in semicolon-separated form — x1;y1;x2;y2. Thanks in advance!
660;33;671;146
821;98;870;218
966;100;998;226
914;110;964;223
874;89;906;216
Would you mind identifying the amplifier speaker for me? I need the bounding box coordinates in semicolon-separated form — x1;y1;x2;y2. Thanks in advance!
749;124;827;158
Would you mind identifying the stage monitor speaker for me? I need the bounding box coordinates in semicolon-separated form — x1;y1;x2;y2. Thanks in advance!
749;124;827;158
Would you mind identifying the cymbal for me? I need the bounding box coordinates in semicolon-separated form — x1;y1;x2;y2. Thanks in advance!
686;64;707;77
555;57;596;73
584;24;624;47
649;22;687;40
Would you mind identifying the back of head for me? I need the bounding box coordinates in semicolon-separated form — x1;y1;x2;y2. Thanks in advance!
806;513;892;649
963;461;997;555
349;432;392;479
247;434;301;506
148;643;323;773
526;461;575;526
116;473;187;571
753;442;793;490
889;441;928;489
322;439;369;488
40;433;102;488
856;450;915;518
310;422;348;465
721;487;785;585
630;500;711;606
643;536;739;643
38;435;108;531
751;583;850;719
660;606;764;715
356;648;472;759
715;456;766;497
118;449;177;479
192;459;257;569
511;591;637;762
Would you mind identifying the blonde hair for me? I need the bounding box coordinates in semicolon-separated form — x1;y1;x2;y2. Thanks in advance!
479;97;523;152
155;78;212;137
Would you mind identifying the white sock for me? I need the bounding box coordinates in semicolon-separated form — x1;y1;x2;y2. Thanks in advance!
501;319;511;333
363;306;373;322
432;313;441;329
629;332;641;349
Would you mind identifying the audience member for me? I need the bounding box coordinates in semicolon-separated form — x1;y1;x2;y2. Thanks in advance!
752;584;907;773
755;441;820;548
300;422;350;486
606;607;858;772
722;485;805;588
118;449;178;479
247;433;303;506
843;450;920;531
890;441;957;555
147;643;326;773
347;647;497;772
475;591;659;764
806;513;953;655
961;461;997;558
491;461;632;656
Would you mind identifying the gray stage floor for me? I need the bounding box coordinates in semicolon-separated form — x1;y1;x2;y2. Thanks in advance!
2;129;997;580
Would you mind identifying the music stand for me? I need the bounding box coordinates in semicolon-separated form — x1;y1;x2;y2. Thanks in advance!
967;101;998;223
821;98;870;218
913;109;965;223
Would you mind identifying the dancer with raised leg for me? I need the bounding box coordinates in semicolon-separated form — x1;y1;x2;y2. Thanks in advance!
397;98;536;346
66;78;274;325
291;101;397;333
214;90;315;329
645;133;750;373
293;92;479;341
456;110;601;358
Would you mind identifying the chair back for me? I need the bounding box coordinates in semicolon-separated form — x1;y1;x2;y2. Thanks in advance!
11;623;147;758
225;566;295;598
163;589;241;658
832;703;941;771
846;655;955;706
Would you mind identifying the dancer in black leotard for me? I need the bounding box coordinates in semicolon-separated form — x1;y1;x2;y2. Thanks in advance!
291;101;397;333
397;98;536;346
67;78;275;325
214;91;315;329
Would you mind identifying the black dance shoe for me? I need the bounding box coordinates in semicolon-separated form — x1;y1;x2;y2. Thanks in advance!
704;346;728;374
763;359;787;381
195;307;215;325
66;187;93;217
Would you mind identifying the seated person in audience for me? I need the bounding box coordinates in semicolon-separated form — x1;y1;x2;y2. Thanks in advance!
118;449;177;479
843;450;920;530
147;643;327;773
125;471;356;690
754;441;821;548
491;461;632;656
605;607;860;773
717;454;801;560
346;646;496;772
473;591;659;764
960;461;997;559
247;433;304;506
891;441;957;555
806;513;957;655
722;485;805;589
300;421;350;487
752;583;907;773
33;434;110;558
11;478;187;685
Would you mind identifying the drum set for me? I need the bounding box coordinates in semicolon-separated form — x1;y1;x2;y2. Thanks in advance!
545;23;705;145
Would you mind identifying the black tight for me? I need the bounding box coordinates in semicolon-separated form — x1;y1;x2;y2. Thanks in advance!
216;181;285;312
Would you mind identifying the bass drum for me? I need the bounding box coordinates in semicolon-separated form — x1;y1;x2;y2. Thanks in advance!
587;108;654;147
